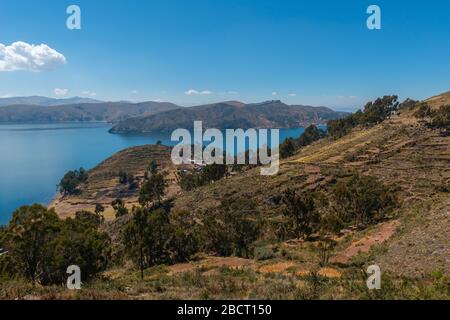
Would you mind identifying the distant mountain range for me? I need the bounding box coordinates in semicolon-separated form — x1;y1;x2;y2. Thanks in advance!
0;96;103;107
109;100;349;134
0;96;348;130
0;101;180;123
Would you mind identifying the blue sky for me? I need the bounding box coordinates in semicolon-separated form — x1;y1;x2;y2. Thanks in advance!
0;0;449;111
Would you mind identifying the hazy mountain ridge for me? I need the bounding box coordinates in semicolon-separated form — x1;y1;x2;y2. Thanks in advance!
0;101;181;123
110;100;348;133
0;96;103;107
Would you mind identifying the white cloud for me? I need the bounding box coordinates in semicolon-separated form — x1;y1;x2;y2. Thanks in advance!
185;89;212;96
185;89;199;96
54;88;69;96
0;41;66;72
81;91;97;97
272;92;278;96
0;94;13;98
131;90;138;94
288;93;297;97
338;95;358;100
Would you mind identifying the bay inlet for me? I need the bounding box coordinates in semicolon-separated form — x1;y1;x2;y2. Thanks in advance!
0;122;308;225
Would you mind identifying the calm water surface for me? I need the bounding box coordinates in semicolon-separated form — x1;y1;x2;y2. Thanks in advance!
0;122;306;224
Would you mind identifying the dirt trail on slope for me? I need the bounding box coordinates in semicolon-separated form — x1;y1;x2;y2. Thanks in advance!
331;220;401;264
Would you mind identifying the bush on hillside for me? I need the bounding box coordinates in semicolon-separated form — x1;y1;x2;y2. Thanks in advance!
279;138;296;159
430;105;450;129
280;189;320;239
297;125;327;148
413;102;433;118
276;173;397;240
58;167;88;195
139;173;167;207
111;199;129;218
332;173;396;226
179;163;227;191
328;96;399;139
201;198;261;258
279;125;327;159
0;204;110;285
122;205;199;279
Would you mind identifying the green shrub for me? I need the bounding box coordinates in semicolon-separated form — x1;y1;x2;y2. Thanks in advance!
279;125;327;159
58;167;88;195
123;205;199;279
254;246;275;261
179;163;227;191
201;198;261;258
430;105;450;128
111;199;129;218
139;173;167;207
328;96;399;138
280;138;296;159
280;189;320;239
297;125;327;148
413;102;432;118
332;173;396;226
1;204;111;285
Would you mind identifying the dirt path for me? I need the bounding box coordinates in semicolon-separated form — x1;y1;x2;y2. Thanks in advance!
331;220;401;264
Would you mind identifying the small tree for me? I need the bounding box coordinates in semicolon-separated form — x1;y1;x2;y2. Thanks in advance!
111;199;129;218
58;167;88;196
328;96;399;139
332;173;395;226
45;212;110;284
4;205;60;283
2;205;110;285
169;211;199;262
149;160;158;175
317;237;337;267
297;125;327;147
202;163;227;182
127;173;138;190
430;105;450;128
139;173;166;207
75;210;102;228
123;207;173;280
202;198;260;258
123;207;149;280
281;189;320;239
280;138;296;159
360;95;399;125
178;172;202;191
94;204;105;222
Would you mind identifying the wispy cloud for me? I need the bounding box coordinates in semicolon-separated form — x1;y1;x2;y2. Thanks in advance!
81;91;97;97
272;92;278;96
288;93;297;97
0;41;66;72
337;95;358;100
185;89;212;96
54;88;69;96
131;90;138;94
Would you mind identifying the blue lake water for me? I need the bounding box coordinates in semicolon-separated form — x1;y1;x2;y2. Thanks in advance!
0;122;307;225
